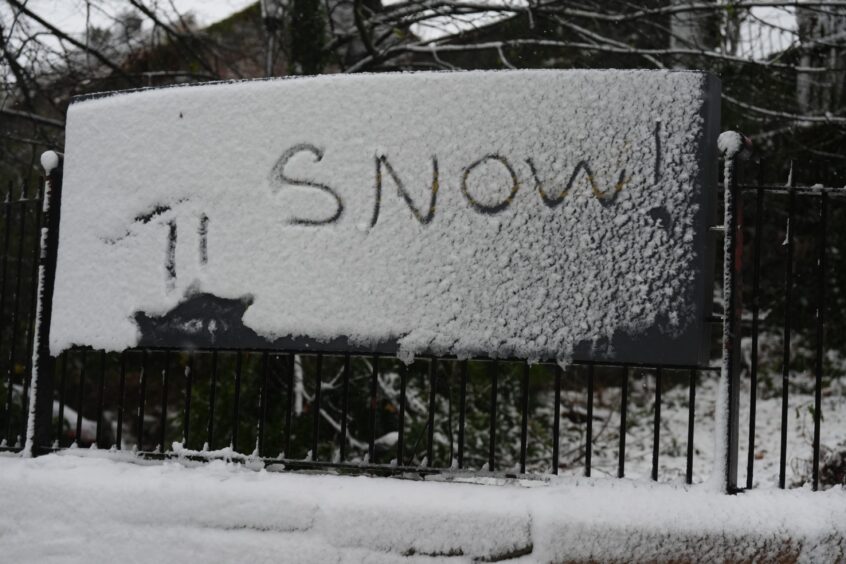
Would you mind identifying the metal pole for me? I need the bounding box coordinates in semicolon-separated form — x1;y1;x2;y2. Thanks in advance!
651;366;662;482
617;365;628;478
812;192;827;491
718;132;744;493
264;27;275;78
746;182;764;489
24;151;63;457
261;0;282;78
779;165;796;489
552;365;561;475
427;358;437;466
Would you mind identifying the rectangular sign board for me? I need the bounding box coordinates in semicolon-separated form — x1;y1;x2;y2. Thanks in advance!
51;70;719;364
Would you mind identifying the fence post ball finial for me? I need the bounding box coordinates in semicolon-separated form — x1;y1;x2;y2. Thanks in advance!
40;150;60;174
718;131;752;160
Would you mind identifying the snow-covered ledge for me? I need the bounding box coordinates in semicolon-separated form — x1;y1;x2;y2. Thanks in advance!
0;453;843;562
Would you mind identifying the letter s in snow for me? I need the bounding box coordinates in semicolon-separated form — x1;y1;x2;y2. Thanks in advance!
269;143;344;226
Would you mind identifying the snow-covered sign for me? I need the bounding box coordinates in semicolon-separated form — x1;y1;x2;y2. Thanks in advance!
51;70;719;364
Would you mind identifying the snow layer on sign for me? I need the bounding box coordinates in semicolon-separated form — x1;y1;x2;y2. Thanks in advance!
51;70;717;361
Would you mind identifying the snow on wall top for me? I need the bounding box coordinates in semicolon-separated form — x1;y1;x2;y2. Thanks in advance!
51;70;719;363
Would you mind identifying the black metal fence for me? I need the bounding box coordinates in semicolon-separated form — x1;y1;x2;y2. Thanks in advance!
35;349;716;478
1;152;844;492
737;173;846;492
0;180;41;451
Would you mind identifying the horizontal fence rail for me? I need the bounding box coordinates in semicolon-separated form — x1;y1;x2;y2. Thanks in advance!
1;160;845;491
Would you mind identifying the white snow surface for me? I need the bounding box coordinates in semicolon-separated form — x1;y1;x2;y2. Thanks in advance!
52;70;714;361
0;453;843;562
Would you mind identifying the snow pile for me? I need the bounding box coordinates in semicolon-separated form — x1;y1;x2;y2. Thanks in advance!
0;453;842;562
52;70;718;363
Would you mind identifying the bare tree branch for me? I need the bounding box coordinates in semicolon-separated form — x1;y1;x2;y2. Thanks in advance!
0;108;65;129
126;0;220;78
6;0;134;82
723;93;846;125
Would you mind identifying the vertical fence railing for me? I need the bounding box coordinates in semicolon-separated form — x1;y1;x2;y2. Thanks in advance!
745;182;764;489
812;193;827;491
720;134;749;492
0;176;45;451
2;150;844;491
778;169;796;489
736;179;844;491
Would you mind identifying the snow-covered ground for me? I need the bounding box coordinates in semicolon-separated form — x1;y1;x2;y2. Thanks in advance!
0;452;843;562
566;372;846;489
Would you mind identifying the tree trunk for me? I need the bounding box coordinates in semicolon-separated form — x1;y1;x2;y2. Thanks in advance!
796;7;846;114
669;0;720;69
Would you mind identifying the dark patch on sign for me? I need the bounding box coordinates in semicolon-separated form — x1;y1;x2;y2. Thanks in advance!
570;312;699;365
135;289;706;364
134;293;400;353
134;293;700;364
135;293;267;349
648;206;672;231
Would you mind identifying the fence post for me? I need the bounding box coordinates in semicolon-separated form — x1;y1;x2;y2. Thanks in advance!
23;151;63;457
718;132;746;492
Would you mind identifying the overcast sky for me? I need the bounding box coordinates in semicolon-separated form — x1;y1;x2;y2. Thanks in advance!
20;0;256;32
